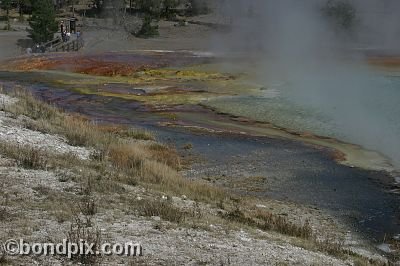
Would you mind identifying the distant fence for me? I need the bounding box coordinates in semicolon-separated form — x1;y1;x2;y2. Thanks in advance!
30;36;84;54
48;37;84;52
43;37;63;49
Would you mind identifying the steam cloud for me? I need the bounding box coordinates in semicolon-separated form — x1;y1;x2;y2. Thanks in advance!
212;0;400;168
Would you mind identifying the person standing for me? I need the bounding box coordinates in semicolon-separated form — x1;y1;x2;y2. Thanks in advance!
60;21;65;41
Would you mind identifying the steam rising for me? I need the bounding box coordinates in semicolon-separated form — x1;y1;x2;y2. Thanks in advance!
212;0;400;168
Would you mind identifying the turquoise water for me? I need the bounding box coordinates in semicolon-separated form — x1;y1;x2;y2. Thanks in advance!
1;68;399;241
206;95;337;136
206;67;400;168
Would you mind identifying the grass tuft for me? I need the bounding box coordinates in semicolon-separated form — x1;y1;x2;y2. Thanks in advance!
136;199;186;223
0;208;9;221
0;143;48;169
66;217;102;265
0;87;377;262
223;208;312;239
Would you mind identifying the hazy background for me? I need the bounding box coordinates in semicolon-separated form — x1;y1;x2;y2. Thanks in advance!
210;0;400;168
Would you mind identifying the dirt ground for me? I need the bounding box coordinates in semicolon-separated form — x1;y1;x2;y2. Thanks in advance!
0;17;219;61
0;93;374;265
82;19;217;53
0;15;397;265
0;30;29;61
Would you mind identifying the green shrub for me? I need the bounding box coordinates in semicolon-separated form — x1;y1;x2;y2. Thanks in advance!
136;15;159;38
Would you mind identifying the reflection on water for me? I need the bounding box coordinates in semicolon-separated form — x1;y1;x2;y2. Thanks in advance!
207;96;337;136
1;69;400;242
206;70;400;168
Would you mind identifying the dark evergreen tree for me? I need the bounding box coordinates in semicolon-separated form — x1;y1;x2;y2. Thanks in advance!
162;0;180;19
136;14;159;37
18;0;32;19
135;0;161;37
136;0;162;17
1;0;12;30
93;0;104;14
28;0;58;43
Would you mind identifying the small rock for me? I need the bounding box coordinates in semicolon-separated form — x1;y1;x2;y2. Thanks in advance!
181;195;187;200
152;216;161;221
377;243;392;253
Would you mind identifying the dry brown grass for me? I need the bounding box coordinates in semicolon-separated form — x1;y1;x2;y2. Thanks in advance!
96;124;155;141
107;142;147;171
147;143;181;169
1;88;381;262
0;142;80;171
136;199;186;223
314;237;354;258
6;88;152;147
66;217;102;265
62;115;110;147
223;207;312;239
3;88;227;204
6;88;60;121
0;143;48;169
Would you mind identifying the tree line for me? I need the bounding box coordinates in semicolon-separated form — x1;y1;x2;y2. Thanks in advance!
0;0;357;43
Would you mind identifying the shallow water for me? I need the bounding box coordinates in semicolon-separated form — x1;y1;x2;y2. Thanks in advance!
167;127;400;241
206;67;400;168
0;78;398;242
1;58;399;243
